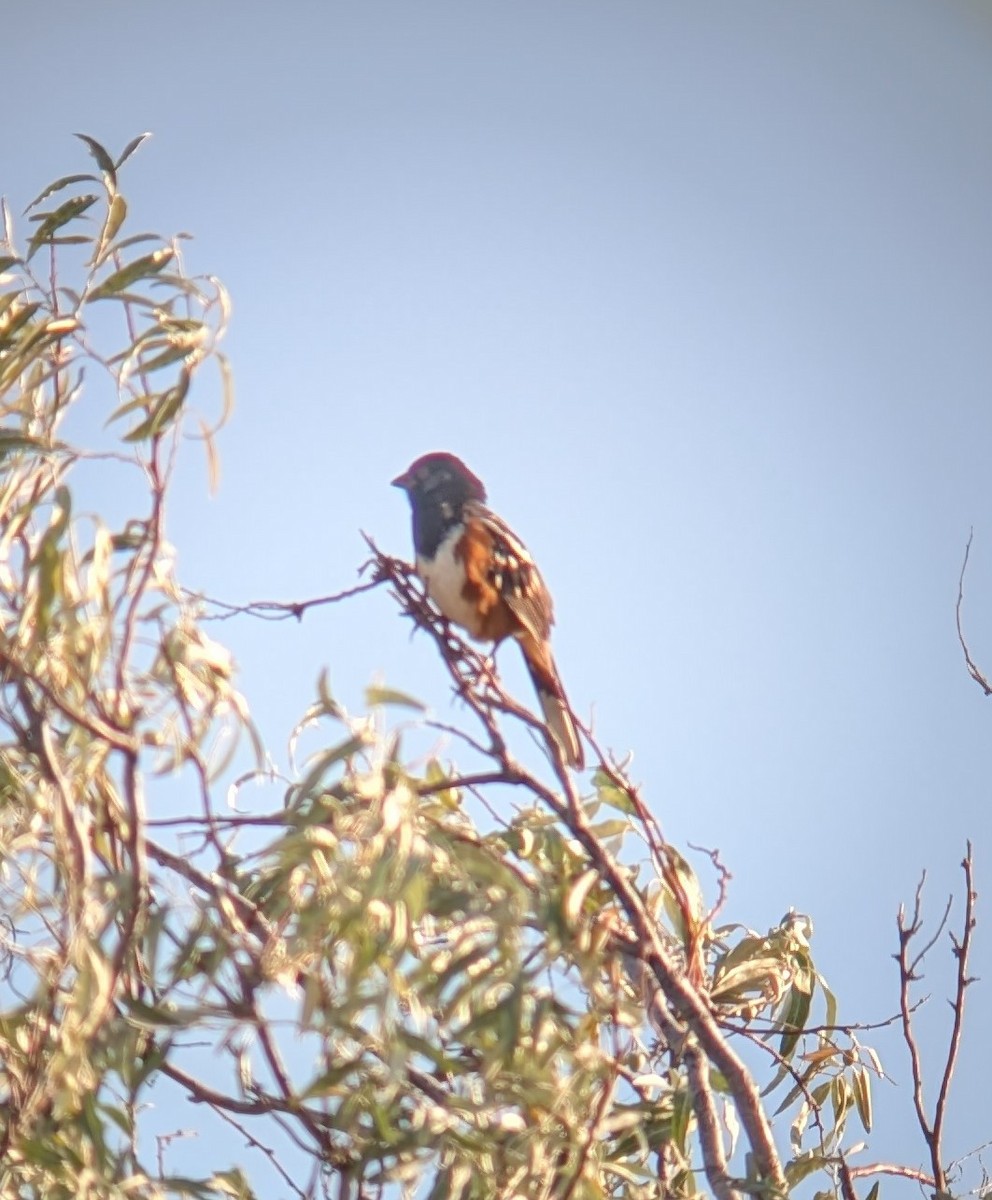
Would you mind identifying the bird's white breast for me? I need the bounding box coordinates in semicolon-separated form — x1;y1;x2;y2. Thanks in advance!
416;525;484;638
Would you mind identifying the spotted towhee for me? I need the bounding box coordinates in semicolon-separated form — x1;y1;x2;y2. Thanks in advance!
392;452;584;769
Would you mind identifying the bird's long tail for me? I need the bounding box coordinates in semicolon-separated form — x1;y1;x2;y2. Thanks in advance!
519;635;584;769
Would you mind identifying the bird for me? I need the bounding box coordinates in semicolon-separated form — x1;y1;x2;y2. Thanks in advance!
392;451;584;769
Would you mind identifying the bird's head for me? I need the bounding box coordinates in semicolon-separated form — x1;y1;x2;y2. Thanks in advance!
391;452;487;506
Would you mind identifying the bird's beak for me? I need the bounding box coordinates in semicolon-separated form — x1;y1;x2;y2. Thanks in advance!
391;470;410;490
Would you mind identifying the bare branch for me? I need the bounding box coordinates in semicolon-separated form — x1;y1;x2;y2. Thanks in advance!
837;1154;858;1200
211;1107;310;1200
932;844;978;1185
720;996;925;1042
846;1161;936;1188
897;883;937;1182
956;529;992;694
685;1037;742;1200
896;846;978;1194
159;1059;304;1120
189;576;385;622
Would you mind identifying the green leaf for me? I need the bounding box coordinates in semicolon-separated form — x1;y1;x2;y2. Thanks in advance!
35;491;71;635
89;247;174;298
594;770;637;815
75;133;117;184
317;668;341;716
24;171;97;213
670;1086;692;1151
0;255;20;273
92;192;128;265
831;1075;852;1123
589;817;629;840
422;757;463;809
0;301;41;344
51;484;72;537
97;231;161;257
157;1177;217;1199
26;194;98;259
116;131;152;168
365;684;426;711
24;174;97;212
784;1153;831;1187
864;1183;880;1200
770;1061;819;1114
821;975;838;1028
295;736;367;799
778;983;812;1060
208;1167;253;1200
107;390;161;425
853;1067;872;1132
100;1102;134;1137
138;340;196;374
0;290;28;319
0;430;49;456
81;1091;109;1152
122;368;190;441
18;1134;64;1169
708;1069;730;1093
301;1062;360;1099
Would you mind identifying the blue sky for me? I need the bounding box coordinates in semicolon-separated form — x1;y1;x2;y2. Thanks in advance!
7;0;992;1190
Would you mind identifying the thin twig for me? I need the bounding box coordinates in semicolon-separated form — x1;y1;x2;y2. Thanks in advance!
689;841;734;930
414;770;522;796
210;1106;310;1200
145;838;274;945
189;577;384;622
155;1128;197;1178
956;529;992;694
719;997;925;1041
159;1059;306;1121
846;1162;936;1187
897;880;937;1181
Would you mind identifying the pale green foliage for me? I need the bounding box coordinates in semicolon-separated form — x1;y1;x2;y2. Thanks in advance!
0;134;246;1198
0;138;944;1200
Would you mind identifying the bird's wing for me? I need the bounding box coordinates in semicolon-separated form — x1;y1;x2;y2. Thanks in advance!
464;501;555;643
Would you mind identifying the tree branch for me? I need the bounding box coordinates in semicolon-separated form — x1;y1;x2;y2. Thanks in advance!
956;529;992;694
189;576;384;622
895;846;977;1194
932;844;977;1187
685;1037;742;1200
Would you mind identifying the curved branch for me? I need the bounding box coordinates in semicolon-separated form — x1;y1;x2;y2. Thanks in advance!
189;576;384;623
846;1162;936;1188
956;530;992;694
